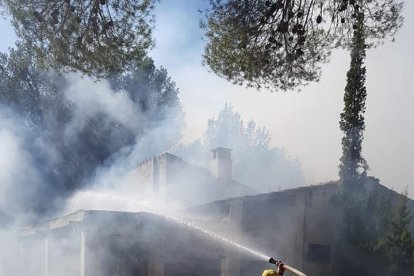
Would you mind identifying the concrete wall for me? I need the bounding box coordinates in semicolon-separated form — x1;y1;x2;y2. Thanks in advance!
186;183;342;275
186;178;414;276
136;159;155;190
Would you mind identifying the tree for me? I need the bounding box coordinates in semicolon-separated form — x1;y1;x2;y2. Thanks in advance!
334;15;371;275
201;0;403;91
376;190;414;276
0;44;183;215
333;179;414;275
0;0;157;76
177;104;305;192
338;12;368;188
203;103;271;158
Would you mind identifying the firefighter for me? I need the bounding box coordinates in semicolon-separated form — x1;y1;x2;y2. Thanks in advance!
262;261;285;276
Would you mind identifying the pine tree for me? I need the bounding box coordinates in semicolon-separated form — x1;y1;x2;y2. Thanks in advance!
339;12;368;188
202;0;403;91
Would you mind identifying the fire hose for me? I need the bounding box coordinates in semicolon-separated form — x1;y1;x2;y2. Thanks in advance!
269;257;307;276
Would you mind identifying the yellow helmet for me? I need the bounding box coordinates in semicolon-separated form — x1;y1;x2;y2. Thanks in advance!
262;269;277;276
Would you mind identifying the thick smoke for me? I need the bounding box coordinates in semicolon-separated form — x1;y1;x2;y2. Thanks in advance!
174;103;305;193
66;120;185;214
0;46;184;220
0;54;185;273
63;75;145;138
0;106;46;222
0;47;304;276
0;106;45;274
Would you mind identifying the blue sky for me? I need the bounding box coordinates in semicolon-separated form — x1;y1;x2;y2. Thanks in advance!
1;1;413;193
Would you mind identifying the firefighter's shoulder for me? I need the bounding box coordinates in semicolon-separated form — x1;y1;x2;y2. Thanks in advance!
262;269;277;276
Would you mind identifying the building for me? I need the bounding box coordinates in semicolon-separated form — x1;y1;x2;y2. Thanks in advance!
185;176;414;276
20;210;244;276
20;148;414;276
133;147;255;207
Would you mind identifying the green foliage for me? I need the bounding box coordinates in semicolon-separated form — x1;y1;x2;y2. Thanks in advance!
339;12;368;187
376;190;414;276
110;57;183;116
202;0;403;91
109;56;185;147
333;180;414;275
0;0;157;76
0;44;68;126
336;18;370;271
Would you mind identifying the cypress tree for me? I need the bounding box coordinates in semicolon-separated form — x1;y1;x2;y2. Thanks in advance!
339;12;368;188
336;12;371;274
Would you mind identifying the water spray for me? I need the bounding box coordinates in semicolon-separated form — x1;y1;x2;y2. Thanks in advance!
158;212;307;276
67;192;308;275
269;257;307;276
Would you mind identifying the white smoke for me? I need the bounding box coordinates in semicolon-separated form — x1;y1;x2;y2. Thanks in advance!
63;74;145;137
62;74;185;213
0;107;44;219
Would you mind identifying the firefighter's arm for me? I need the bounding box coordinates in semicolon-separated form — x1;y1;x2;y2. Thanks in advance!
276;261;285;275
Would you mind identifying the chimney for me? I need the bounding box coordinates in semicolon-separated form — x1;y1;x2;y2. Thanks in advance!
211;147;232;182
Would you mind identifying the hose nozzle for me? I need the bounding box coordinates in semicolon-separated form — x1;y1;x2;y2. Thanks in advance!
269;257;307;276
269;257;277;264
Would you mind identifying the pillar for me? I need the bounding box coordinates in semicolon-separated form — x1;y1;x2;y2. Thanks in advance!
148;256;164;276
221;254;240;276
80;231;86;276
44;238;49;276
